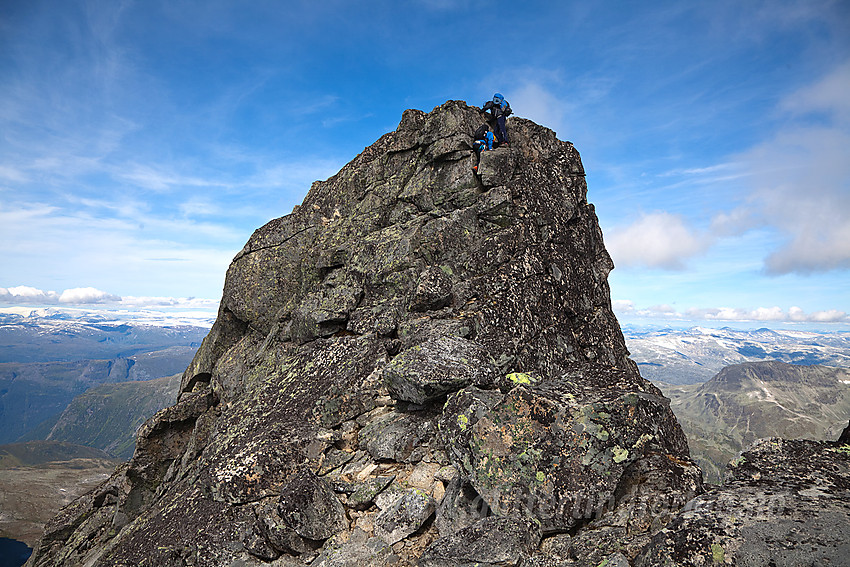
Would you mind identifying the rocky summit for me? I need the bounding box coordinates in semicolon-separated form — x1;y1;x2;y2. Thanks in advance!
26;101;849;566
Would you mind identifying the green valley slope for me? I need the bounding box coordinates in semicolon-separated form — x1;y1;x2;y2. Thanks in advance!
659;361;850;482
21;373;181;460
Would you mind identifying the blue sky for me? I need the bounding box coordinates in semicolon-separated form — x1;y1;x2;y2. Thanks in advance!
1;0;848;327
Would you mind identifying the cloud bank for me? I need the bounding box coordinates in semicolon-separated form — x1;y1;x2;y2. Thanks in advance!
604;61;850;276
613;299;848;324
0;285;216;310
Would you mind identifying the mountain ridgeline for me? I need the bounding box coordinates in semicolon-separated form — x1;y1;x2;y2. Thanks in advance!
0;331;201;447
661;361;850;483
27;102;850;566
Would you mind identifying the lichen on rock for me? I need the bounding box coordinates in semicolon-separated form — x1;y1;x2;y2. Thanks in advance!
27;99;846;567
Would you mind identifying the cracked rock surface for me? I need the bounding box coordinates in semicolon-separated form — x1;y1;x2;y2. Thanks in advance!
26;101;848;567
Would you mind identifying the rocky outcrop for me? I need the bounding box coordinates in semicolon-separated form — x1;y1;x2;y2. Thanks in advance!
26;101;848;566
635;435;850;566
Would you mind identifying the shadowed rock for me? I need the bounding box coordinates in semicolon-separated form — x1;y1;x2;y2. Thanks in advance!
383;335;498;404
635;437;850;566
278;469;347;541
27;100;845;567
420;515;541;567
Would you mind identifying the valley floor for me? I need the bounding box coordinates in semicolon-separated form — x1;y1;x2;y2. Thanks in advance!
0;458;118;546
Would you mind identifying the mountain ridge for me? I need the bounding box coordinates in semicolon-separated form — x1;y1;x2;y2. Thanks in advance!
624;325;850;384
26;101;850;567
660;360;850;482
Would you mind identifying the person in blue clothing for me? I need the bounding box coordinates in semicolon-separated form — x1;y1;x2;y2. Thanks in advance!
471;123;496;172
481;93;512;146
473;123;496;153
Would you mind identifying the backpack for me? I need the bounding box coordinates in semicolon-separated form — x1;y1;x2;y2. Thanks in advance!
492;93;512;117
473;129;496;152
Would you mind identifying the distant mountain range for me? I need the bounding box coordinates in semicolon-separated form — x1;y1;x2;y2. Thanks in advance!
623;325;850;385
658;361;850;483
0;312;207;447
0;311;208;364
0;314;203;548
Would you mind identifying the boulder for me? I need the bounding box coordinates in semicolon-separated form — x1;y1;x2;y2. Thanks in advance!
409;265;454;312
476;146;517;188
373;488;436;544
313;529;394;567
440;365;691;533
383;336;498;404
277;469;347;541
347;475;395;510
358;410;436;463
434;477;491;537
420;515;541;567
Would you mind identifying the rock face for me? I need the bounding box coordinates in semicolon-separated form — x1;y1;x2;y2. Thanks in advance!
25;101;847;566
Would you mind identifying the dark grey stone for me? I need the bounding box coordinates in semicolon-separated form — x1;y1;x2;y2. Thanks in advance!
278;469;347;541
373;488;436;544
383;336;498;404
420;515;541;567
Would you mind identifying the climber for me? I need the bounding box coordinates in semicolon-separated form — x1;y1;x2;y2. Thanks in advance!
473;123;496;154
471;123;496;172
481;93;512;146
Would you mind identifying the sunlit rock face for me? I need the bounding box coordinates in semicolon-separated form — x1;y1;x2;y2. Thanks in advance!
40;100;838;566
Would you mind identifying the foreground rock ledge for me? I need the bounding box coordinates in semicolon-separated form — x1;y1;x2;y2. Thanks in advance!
26;102;848;566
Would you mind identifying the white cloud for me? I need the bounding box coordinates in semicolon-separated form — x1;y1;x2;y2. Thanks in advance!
58;287;121;304
0;285;219;315
737;60;850;275
648;304;677;314
605;211;712;270
808;309;849;323
709;207;757;237
0;286;120;305
0;165;30;184
119;296;219;310
0;286;59;303
779;61;850;123
118;163;229;193
509;81;569;137
613;301;849;324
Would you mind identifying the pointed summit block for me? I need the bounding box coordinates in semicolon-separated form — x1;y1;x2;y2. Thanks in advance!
27;101;701;567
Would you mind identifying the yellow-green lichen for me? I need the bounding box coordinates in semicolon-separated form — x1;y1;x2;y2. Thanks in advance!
729;456;746;468
711;543;725;563
633;433;655;449
457;413;469;431
829;444;850;456
506;372;533;385
612;446;629;464
536;471;546;483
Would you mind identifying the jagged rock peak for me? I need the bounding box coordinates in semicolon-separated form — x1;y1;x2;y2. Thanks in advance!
27;101;704;566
